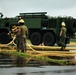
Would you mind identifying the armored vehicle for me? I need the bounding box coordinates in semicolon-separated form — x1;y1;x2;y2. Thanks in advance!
0;12;76;45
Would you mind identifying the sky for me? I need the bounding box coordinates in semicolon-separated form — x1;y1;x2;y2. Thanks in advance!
0;0;76;18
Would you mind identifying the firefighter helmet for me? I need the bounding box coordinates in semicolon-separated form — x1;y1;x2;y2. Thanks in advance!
18;19;25;23
61;22;66;26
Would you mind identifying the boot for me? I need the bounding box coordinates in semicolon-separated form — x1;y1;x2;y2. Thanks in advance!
60;47;64;51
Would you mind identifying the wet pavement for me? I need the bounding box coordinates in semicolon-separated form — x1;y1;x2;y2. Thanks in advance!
0;66;76;75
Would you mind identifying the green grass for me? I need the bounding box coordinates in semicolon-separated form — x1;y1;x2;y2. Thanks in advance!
0;50;68;65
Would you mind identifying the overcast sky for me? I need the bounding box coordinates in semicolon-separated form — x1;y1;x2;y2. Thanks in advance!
0;0;76;18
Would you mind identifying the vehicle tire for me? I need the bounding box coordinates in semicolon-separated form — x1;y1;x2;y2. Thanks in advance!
30;32;41;45
43;32;56;46
67;19;76;33
0;32;10;44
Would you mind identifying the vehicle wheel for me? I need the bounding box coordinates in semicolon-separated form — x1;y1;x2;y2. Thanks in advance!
30;32;41;45
0;32;10;44
43;32;56;46
67;19;76;33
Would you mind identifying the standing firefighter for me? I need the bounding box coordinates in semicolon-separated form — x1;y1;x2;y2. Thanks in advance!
17;19;28;52
59;22;67;50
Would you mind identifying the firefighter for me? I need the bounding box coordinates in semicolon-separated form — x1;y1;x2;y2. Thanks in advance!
7;25;17;38
17;19;28;52
59;22;67;50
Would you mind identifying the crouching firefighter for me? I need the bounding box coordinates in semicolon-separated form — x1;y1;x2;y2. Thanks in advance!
7;25;19;45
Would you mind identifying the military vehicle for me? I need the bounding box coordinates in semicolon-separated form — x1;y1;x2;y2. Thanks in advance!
0;12;76;45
